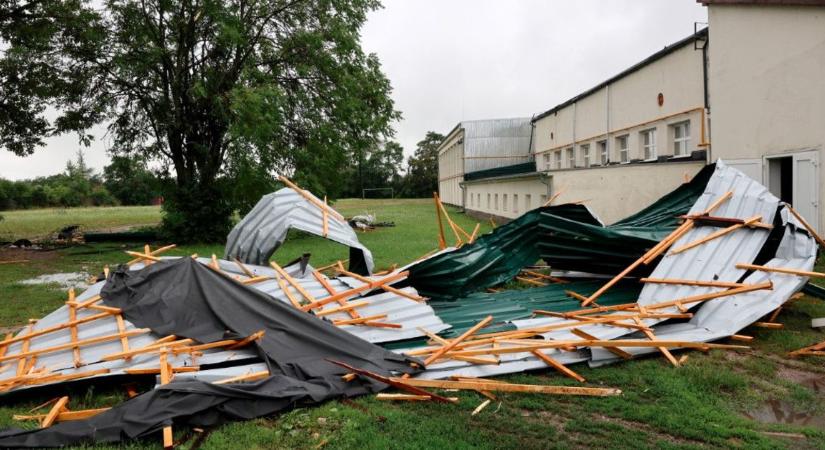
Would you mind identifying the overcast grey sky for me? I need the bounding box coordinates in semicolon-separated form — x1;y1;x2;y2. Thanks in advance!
0;0;708;180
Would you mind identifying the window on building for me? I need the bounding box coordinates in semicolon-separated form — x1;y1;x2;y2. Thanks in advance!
513;194;519;214
543;153;551;169
525;194;531;211
477;193;481;207
494;193;499;210
486;193;490;209
566;147;575;168
540;194;547;205
554;151;562;169
672;121;691;156
581;144;591;168
503;194;508;212
598;140;608;165
616;135;629;163
641;128;657;160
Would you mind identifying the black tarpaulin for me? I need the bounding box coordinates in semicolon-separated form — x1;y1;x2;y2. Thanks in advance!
0;258;418;447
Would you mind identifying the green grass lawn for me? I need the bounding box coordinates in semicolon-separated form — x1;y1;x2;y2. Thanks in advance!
1;200;825;449
0;205;162;242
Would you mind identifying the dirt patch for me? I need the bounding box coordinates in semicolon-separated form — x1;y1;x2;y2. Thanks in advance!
0;247;60;263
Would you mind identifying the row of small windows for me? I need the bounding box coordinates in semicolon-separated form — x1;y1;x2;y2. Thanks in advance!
468;192;549;214
541;121;691;170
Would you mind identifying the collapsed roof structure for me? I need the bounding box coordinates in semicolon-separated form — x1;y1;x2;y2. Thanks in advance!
0;162;822;448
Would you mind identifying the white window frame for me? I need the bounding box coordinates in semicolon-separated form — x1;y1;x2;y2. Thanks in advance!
513;194;519;214
543;153;551;169
494;193;499;210
616;135;629;164
525;194;531;211
641;128;657;161
486;193;490;209
554;151;562;169
566;147;575;168
672;121;691;157
581;144;591;168
598;140;608;165
503;194;508;212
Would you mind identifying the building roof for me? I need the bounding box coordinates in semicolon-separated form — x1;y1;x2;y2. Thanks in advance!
532;28;708;123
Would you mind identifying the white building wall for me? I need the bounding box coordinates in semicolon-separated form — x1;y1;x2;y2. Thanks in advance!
707;3;825;231
533;42;708;171
464;162;704;224
438;129;464;206
464;177;549;219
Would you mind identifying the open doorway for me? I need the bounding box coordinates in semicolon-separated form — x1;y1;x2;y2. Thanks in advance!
767;156;793;204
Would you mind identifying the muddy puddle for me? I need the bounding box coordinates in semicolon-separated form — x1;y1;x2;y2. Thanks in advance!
743;375;825;428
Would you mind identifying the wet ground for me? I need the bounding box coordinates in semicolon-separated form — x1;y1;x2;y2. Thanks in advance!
743;372;825;428
18;271;91;290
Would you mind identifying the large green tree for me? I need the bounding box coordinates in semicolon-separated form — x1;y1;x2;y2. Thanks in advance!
0;0;399;241
403;131;443;197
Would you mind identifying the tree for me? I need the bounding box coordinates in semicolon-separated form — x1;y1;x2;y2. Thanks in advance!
403;131;444;198
103;155;162;206
0;0;399;242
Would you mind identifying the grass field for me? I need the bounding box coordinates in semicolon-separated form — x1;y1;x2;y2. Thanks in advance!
0;205;162;242
1;200;825;449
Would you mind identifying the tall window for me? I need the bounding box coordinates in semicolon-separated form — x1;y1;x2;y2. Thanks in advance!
539;194;547;205
503;194;508;212
598;140;608;165
513;194;519;214
494;193;499;210
566;147;575;168
477;193;481;207
525;194;532;211
543;153;551;169
641;128;657;160
486;193;490;209
616;135;629;163
554;151;562;169
673;121;691;156
581;144;591;168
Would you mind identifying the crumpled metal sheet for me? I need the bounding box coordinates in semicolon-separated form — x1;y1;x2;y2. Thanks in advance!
0;257;448;395
590;207;817;364
224;187;374;274
409;161;807;380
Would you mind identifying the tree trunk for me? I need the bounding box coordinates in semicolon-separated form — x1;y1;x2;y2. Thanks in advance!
161;132;234;243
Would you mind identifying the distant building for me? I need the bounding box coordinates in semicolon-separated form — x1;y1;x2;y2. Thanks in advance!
438;0;825;230
437;118;533;207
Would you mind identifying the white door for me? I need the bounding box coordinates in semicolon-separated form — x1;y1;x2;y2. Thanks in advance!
793;150;820;233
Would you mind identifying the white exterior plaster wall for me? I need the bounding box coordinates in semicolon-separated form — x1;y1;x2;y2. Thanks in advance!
464;177;549;219
464;161;704;224
437;129;465;206
707;4;825;230
533;42;707;171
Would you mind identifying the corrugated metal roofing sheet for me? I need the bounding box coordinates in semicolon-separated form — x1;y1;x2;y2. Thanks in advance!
461;118;533;173
224;187;374;274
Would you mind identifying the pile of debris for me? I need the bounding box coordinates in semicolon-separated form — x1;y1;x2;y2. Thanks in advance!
0;163;823;448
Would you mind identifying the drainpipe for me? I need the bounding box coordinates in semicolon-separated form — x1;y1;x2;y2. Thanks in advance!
539;172;552;200
606;84;611;161
702;37;712;164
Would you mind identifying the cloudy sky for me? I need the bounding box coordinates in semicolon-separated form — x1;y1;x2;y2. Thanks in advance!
0;0;708;180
